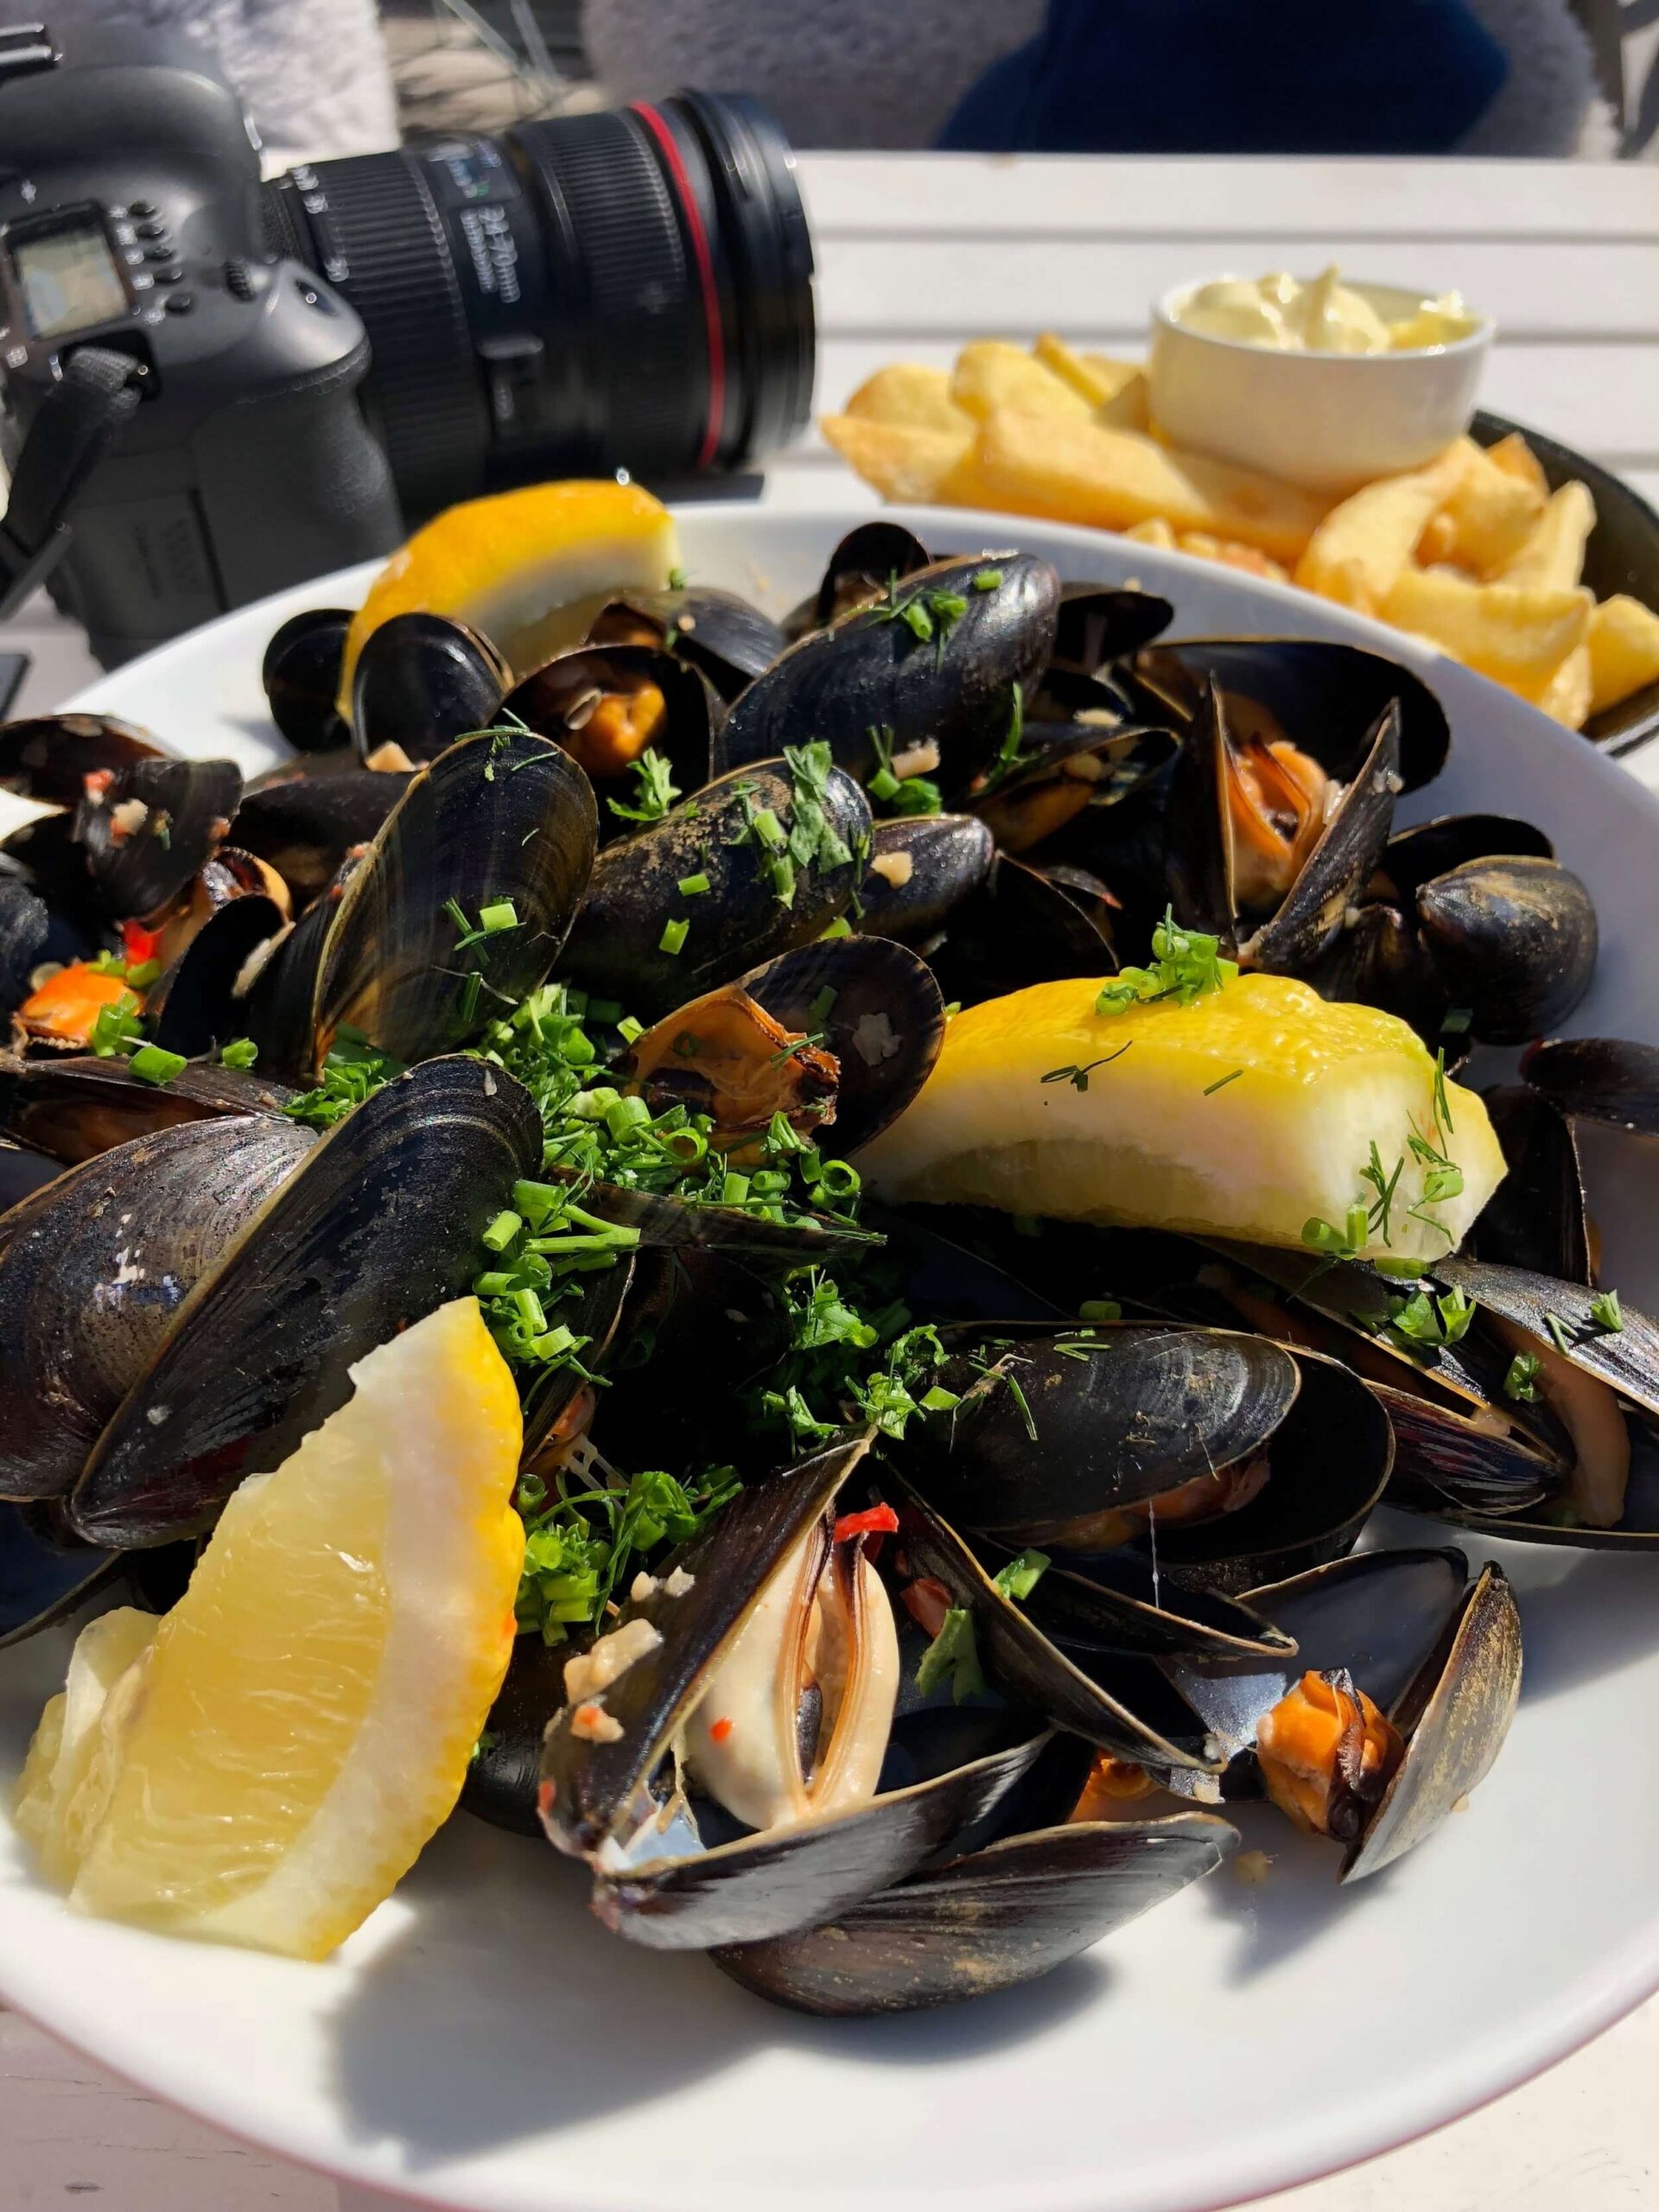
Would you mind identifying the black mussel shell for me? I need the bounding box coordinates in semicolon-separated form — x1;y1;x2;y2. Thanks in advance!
925;851;1115;1009
1052;583;1174;675
232;766;413;909
0;1138;60;1209
1474;1084;1589;1283
148;894;291;1059
0;1500;123;1648
0;1052;292;1165
261;609;352;754
75;758;243;922
1242;704;1402;975
0;874;49;1014
0;715;164;806
1435;1257;1659;1425
1135;639;1450;792
741;935;944;1154
520;1254;637;1467
560;760;869;1020
856;815;995;944
308;730;597;1076
350;612;510;766
1371;814;1554;904
69;1058;541;1546
1416;857;1598;1046
974;1535;1293;1663
239;854;359;1083
0;1114;316;1503
1377;1379;1566;1518
899;1324;1300;1548
868;1206;1069;1329
1521;1036;1659;1136
501;643;721;836
573;1178;876;1263
1163;677;1236;944
462;1636;582;1835
791;521;933;637
968;714;1175;859
890;1484;1224;1770
588;588;786;702
718;554;1060;795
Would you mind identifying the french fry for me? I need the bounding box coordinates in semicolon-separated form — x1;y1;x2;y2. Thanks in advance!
820;415;973;504
1484;431;1550;500
1417;512;1459;566
1496;481;1597;590
1123;517;1178;549
1033;334;1149;429
1178;532;1290;583
973;409;1326;562
1382;566;1592;690
1433;438;1547;575
950;340;1090;423
1587;594;1659;715
1294;446;1470;614
843;363;975;436
1529;645;1593;730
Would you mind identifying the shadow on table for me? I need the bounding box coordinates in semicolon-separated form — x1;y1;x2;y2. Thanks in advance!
325;1813;1108;2175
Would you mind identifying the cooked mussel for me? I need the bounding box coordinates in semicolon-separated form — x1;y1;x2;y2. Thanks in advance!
717;554;1061;795
1052;582;1174;676
559;759;869;1021
586;588;785;702
0;875;49;1019
1165;1545;1521;1880
1474;1084;1590;1283
261;608;353;754
1414;857;1597;1046
69;1056;542;1546
231;765;413;908
350;612;510;766
501;643;721;833
0;1052;292;1165
781;521;934;639
1521;1036;1659;1135
0;715;164;805
75;757;244;923
855;814;995;945
966;709;1175;860
0;1113;317;1502
924;850;1116;1009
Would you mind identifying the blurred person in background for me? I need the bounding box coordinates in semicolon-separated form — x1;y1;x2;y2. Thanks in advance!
584;0;1618;155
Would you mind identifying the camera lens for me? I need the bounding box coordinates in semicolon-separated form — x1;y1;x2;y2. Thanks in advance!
264;92;815;523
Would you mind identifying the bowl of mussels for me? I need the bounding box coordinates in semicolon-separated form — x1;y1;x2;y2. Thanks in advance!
2;483;1659;2212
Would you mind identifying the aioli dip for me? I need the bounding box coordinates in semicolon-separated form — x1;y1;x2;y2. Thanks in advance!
1174;267;1479;355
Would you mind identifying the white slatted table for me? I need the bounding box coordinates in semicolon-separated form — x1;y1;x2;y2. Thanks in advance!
4;152;1659;2212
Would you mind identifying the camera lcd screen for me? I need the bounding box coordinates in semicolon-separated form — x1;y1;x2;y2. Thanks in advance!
12;216;128;340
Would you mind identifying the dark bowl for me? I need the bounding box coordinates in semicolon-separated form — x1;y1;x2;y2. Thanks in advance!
1471;410;1659;759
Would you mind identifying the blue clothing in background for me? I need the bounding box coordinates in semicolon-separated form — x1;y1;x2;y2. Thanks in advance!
939;0;1511;155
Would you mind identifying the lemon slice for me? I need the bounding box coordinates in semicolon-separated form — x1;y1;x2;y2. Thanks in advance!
339;478;679;715
857;973;1503;1265
14;1605;159;1890
26;1298;524;1960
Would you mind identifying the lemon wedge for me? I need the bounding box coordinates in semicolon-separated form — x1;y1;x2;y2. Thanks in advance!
18;1298;524;1960
339;478;679;715
857;974;1504;1265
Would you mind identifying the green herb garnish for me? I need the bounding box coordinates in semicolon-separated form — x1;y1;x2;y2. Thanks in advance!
128;1043;186;1087
607;747;681;826
916;1606;985;1702
992;1549;1050;1601
219;1037;259;1070
1591;1287;1624;1334
1040;1045;1133;1092
1096;907;1236;1015
1503;1351;1542;1402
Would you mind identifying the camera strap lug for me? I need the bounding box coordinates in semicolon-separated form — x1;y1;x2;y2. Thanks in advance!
0;342;146;620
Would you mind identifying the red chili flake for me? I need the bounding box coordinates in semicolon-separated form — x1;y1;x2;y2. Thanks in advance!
900;1575;953;1638
537;1778;556;1815
82;769;114;803
121;920;162;963
709;1717;734;1745
834;1504;899;1544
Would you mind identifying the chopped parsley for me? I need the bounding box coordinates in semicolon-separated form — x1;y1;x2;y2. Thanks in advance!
515;1462;740;1643
607;747;681;825
916;1606;984;1701
1503;1351;1542;1402
219;1037;259;1070
1591;1288;1624;1334
1384;1283;1477;1351
283;1029;404;1128
866;723;943;817
992;1548;1050;1600
1095;907;1236;1015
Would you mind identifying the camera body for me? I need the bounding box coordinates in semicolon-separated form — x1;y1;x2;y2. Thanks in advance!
0;24;401;666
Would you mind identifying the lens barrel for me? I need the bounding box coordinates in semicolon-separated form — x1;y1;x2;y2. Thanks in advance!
264;92;814;521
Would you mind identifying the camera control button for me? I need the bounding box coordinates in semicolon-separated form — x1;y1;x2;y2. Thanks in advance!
135;219;168;241
223;258;257;301
163;291;195;315
154;265;185;285
144;245;175;263
126;200;158;219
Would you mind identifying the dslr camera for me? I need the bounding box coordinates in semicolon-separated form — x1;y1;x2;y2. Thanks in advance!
0;21;814;666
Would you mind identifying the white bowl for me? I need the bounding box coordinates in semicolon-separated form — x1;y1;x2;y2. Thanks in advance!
1148;274;1492;498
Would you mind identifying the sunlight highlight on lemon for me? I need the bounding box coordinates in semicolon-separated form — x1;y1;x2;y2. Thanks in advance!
16;1298;524;1960
857;973;1504;1264
339;478;678;715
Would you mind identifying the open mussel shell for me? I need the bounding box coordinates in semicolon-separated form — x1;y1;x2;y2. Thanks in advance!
74;758;243;923
349;612;510;766
796;521;935;636
0;715;164;805
148;895;291;1058
261;608;352;754
0;1113;317;1503
240;855;359;1082
588;588;785;702
519;1253;637;1468
1370;813;1554;904
0;874;49;1014
69;1057;541;1546
231;765;413;908
574;1176;876;1262
1134;638;1451;793
899;1323;1300;1548
712;1809;1236;2017
1416;857;1598;1045
718;554;1060;794
0;1500;123;1649
560;760;869;1021
924;850;1116;1009
855;814;995;944
0;1138;61;1209
1474;1084;1589;1283
306;729;597;1077
502;643;721;836
1052;582;1174;675
462;1636;582;1836
1522;1036;1659;1137
1163;1545;1521;1881
973;1535;1293;1663
0;1052;292;1165
740;935;944;1154
890;1484;1224;1770
967;713;1175;859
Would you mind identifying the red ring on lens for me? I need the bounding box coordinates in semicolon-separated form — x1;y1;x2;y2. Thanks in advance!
631;102;727;471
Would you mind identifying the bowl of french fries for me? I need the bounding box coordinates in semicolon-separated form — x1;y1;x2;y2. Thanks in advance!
822;334;1659;753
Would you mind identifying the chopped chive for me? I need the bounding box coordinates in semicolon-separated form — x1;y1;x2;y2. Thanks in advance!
808;985;838;1023
676;872;711;897
658;917;689;956
479;899;519;934
992;1548;1050;1601
972;568;1002;592
1590;1287;1624;1334
585;998;623;1025
128;1044;186;1086
1545;1312;1574;1355
1078;1299;1121;1322
219;1037;259;1070
1503;1351;1542;1402
1203;1068;1243;1096
481;1210;523;1253
819;916;854;940
616;1014;645;1045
